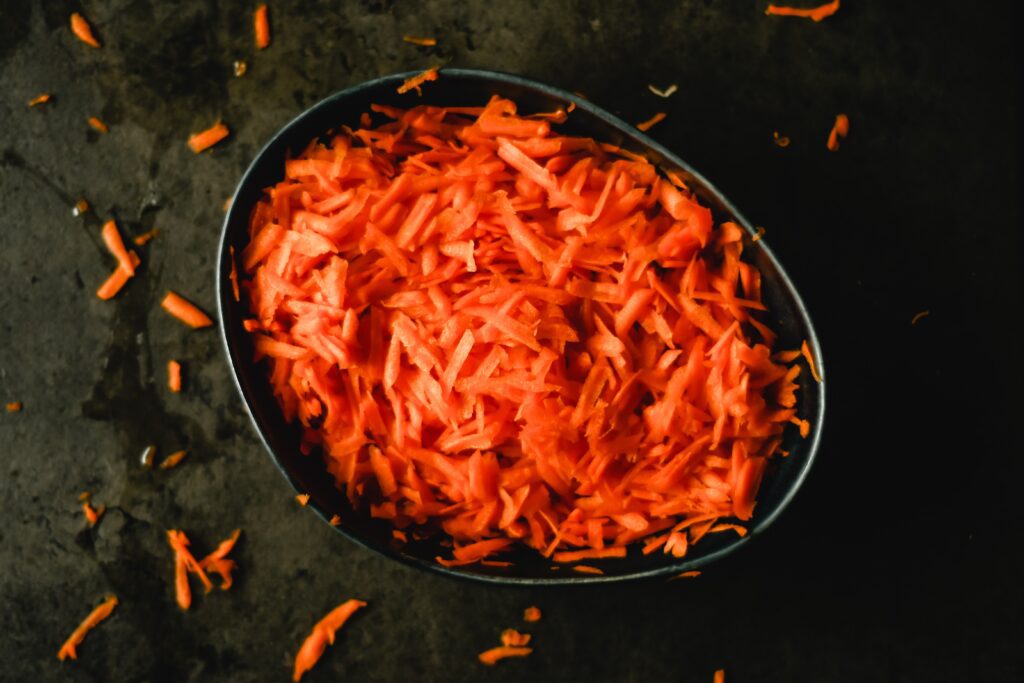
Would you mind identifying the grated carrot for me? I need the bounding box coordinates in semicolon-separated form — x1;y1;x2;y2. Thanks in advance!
57;596;117;661
188;122;229;153
160;449;189;469
329;514;342;526
479;646;532;665
523;606;542;622
167;360;182;392
403;36;437;46
765;0;839;21
501;629;531;646
70;13;101;48
669;570;702;580
6;401;22;412
397;67;439;95
772;131;790;147
240;97;805;567
229;246;241;301
133;228;159;245
800;340;821;383
88;117;108;133
198;528;241;590
293;599;366;681
28;93;51;107
161;291;213;328
714;669;726;683
254;5;271;49
166;529;214;610
827;113;849;151
101;221;135;276
637;111;667;132
572;565;604;574
82;499;104;526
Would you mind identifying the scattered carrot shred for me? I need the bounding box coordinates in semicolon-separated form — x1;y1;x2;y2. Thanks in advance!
296;493;310;506
161;291;213;328
403;36;437;46
28;93;51;107
479;646;532;665
198;528;242;590
187;122;230;153
752;226;766;242
167;360;182;392
714;669;726;683
827;113;849;151
800;340;821;383
70;12;101;48
241;97;804;566
765;0;839;21
523;607;542;623
669;570;702;580
88;117;108;133
500;629;531;647
397;67;440;95
73;199;90;216
82;500;104;526
911;310;930;325
293;599;367;681
79;491;91;502
133;228;159;246
572;564;604;574
166;530;214;610
57;595;117;661
6;401;22;412
229;246;241;301
329;514;342;526
254;4;271;49
101;220;135;276
224;195;234;212
637;111;667;132
160;449;189;469
772;131;790;147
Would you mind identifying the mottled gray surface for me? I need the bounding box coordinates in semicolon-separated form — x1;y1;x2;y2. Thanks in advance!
1;1;1021;682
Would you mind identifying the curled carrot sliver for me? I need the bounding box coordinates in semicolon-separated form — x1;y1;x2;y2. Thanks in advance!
293;599;366;681
57;596;118;661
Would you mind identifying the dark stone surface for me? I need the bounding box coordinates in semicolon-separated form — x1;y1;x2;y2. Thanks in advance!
0;1;1020;681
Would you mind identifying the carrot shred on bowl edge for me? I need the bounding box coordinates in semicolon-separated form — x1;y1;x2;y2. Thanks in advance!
293;599;366;681
403;36;437;46
57;595;118;661
88;117;108;133
240;96;807;569
160;449;189;469
397;67;440;95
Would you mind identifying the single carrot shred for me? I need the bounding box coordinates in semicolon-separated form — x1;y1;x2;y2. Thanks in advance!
523;606;542;622
709;523;747;537
800;340;821;383
254;4;271;49
752;226;766;242
637;111;667;132
572;564;604;574
96;250;139;300
57;595;117;661
296;493;310;506
329;514;342;526
403;36;437;46
160;449;189;469
161;291;213;328
669;570;702;580
167;360;182;393
187;122;230;153
714;669;726;683
82;500;104;526
911;310;930;325
133;228;159;246
28;93;51;107
240;97;804;566
397;67;440;95
6;401;22;412
827;113;849;151
88;117;108;133
166;530;215;610
229;246;241;301
293;599;366;681
765;0;839;21
70;12;101;48
479;645;532;665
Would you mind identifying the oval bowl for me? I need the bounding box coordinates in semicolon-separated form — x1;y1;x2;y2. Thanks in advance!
217;68;825;585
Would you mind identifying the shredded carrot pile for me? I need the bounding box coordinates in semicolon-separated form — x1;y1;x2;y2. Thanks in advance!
88;117;108;133
240;96;804;567
523;606;542;622
800;340;821;383
254;5;271;49
229;245;241;301
403;36;437;46
161;291;213;328
6;401;22;412
827;113;849;151
637;112;667;132
168;360;182;392
70;12;101;48
765;0;839;21
397;67;439;95
293;599;366;681
160;449;189;469
28;93;51;107
188;122;230;153
57;595;117;661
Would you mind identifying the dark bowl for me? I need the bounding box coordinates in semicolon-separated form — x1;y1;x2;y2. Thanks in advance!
217;68;825;585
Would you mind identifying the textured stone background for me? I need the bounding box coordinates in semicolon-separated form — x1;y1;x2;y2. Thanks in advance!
1;1;1020;681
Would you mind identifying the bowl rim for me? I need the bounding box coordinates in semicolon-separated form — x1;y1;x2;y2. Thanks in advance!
216;67;826;586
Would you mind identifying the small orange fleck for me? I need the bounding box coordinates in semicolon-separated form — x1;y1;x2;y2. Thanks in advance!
28;93;51;107
827;113;850;151
5;401;22;412
523;606;541;622
329;514;342;526
88;117;108;133
772;131;791;147
296;493;310;506
402;36;437;46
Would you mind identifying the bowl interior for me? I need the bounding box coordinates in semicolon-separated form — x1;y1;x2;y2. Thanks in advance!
218;69;825;584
